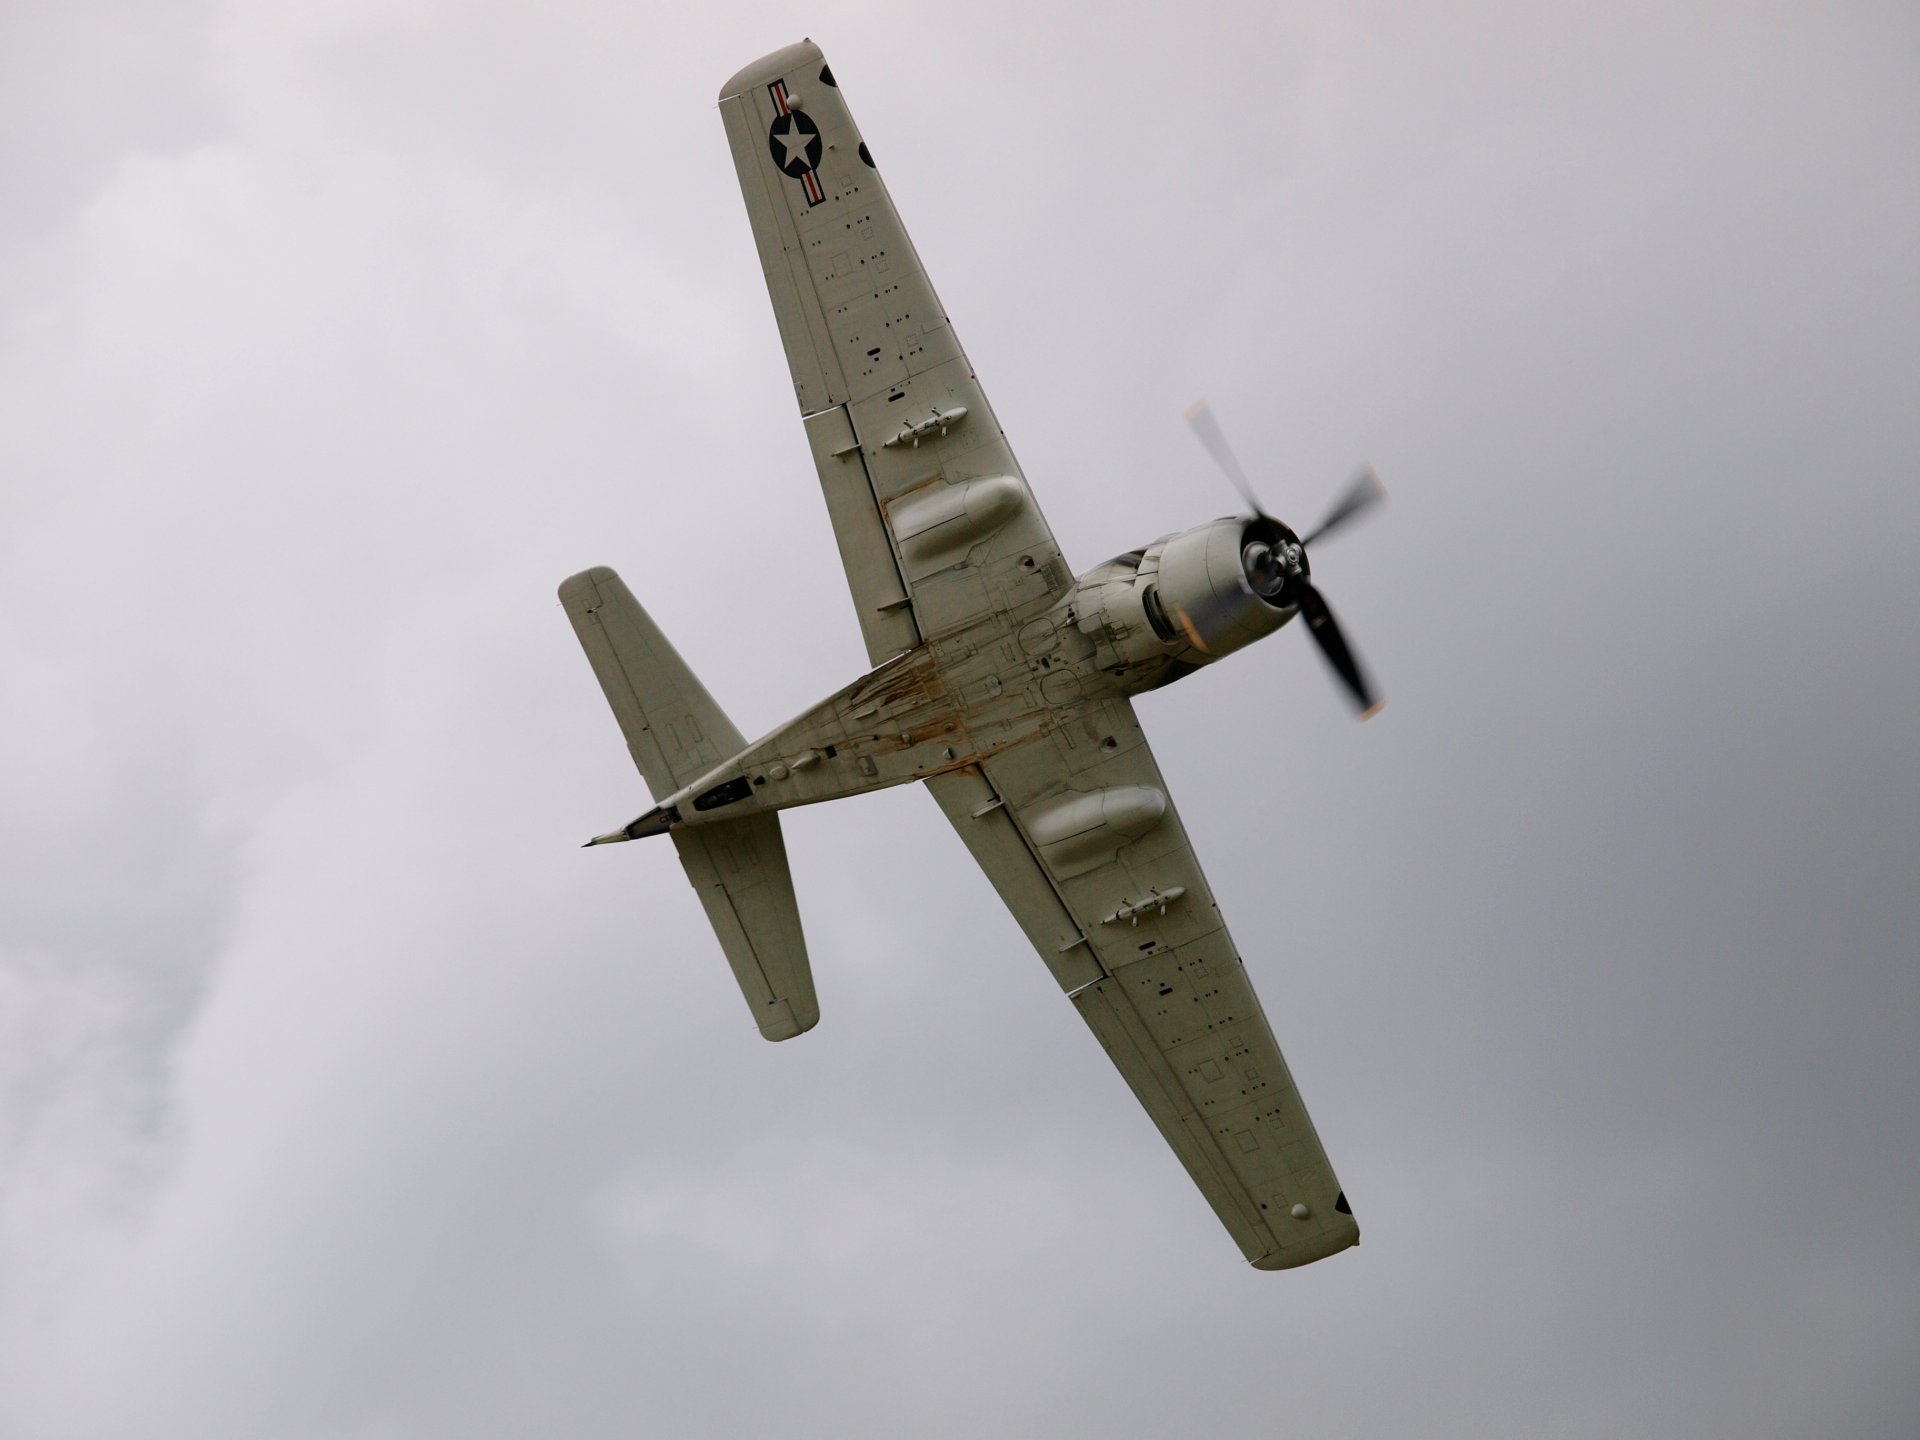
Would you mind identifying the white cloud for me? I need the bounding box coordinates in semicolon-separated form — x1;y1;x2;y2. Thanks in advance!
3;3;1916;1437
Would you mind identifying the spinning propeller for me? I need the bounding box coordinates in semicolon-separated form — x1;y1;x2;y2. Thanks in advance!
1184;400;1386;719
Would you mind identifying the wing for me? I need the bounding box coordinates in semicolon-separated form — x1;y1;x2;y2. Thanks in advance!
720;41;1073;664
925;698;1358;1271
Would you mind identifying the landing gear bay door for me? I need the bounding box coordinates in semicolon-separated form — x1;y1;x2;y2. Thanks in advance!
720;41;1073;663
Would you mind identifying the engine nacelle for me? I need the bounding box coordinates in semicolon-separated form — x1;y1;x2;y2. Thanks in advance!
1071;517;1298;679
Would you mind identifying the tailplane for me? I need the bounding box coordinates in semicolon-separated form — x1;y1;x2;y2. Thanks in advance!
559;567;819;1040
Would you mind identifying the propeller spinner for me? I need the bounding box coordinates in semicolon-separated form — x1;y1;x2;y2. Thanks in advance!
1184;400;1386;719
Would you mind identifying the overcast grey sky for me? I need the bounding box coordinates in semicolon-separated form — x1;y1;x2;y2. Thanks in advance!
2;2;1916;1436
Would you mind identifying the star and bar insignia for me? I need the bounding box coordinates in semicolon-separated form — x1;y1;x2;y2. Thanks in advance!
766;79;825;205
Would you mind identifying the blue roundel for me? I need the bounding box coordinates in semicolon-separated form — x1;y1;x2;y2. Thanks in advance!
768;111;823;177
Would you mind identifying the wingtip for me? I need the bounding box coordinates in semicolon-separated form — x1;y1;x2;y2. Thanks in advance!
1359;698;1386;722
718;39;824;100
1248;1213;1363;1270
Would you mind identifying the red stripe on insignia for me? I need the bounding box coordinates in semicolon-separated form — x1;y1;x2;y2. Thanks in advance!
768;80;789;116
804;171;823;204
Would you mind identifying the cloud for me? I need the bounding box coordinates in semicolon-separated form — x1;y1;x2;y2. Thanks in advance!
2;3;1916;1437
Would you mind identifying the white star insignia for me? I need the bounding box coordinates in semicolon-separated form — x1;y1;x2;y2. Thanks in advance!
775;119;814;170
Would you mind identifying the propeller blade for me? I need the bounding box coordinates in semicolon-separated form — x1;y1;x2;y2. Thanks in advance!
1184;399;1269;518
1294;581;1383;719
1302;465;1386;547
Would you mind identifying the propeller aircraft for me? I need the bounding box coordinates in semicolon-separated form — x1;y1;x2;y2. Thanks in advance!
561;40;1383;1270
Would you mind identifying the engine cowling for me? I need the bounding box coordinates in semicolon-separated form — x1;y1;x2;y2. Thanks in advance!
1073;516;1301;675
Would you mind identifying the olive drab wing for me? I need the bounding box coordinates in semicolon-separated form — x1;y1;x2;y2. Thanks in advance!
561;39;1366;1270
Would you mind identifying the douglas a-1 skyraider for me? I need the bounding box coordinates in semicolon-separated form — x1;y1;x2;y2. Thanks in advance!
562;40;1384;1271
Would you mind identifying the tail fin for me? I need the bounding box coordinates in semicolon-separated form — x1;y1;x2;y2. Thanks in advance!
559;567;819;1040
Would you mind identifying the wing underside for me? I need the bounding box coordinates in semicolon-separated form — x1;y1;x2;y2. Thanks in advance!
926;700;1357;1270
720;40;1073;662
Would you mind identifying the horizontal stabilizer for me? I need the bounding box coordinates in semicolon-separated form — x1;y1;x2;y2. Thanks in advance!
560;565;819;1041
673;814;819;1041
558;567;741;801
